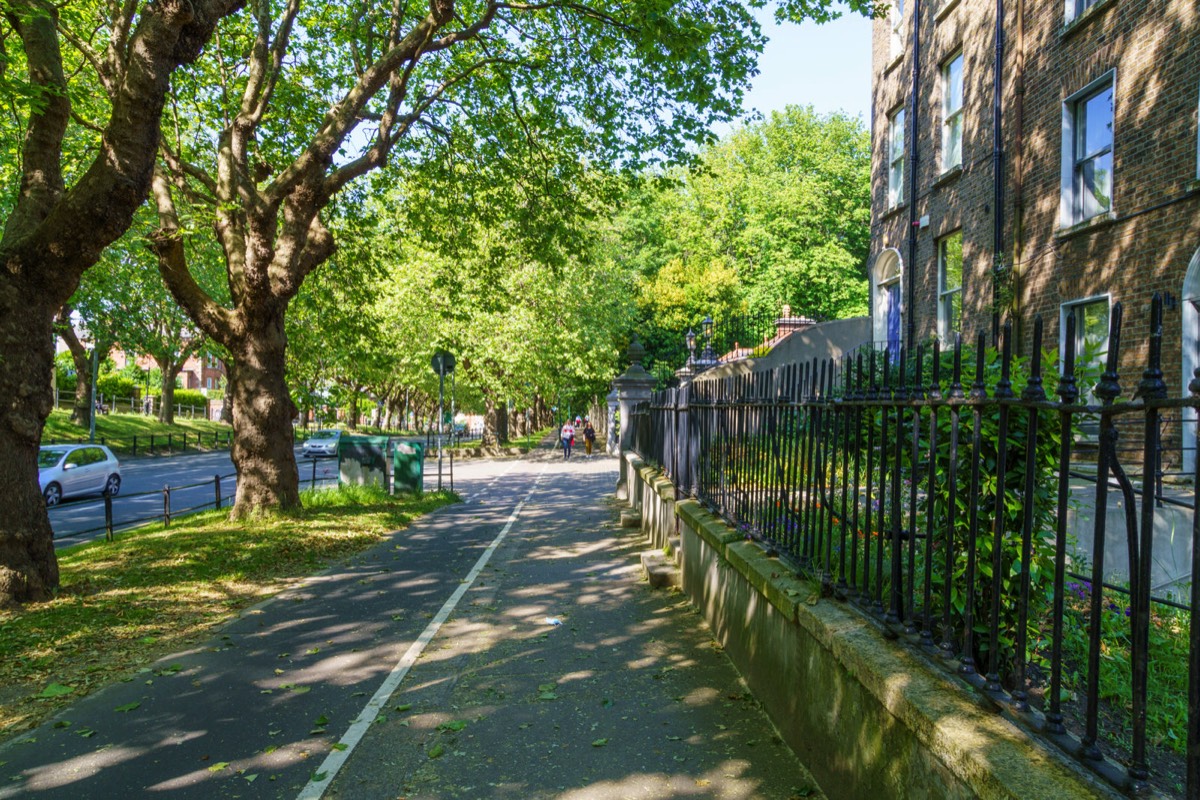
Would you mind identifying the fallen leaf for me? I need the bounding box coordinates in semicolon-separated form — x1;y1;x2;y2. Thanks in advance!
114;702;140;713
428;743;444;759
37;683;74;699
591;738;608;747
244;774;258;783
208;762;229;773
331;743;348;752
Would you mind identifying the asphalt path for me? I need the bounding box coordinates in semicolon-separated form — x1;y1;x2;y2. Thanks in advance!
46;449;341;547
0;456;538;799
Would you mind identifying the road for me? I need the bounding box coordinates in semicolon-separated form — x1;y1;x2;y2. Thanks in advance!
47;449;340;546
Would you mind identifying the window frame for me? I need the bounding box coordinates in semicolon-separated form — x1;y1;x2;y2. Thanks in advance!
937;231;964;341
941;51;964;172
1060;71;1116;227
889;106;906;208
890;0;905;60
1065;0;1099;23
1059;294;1112;386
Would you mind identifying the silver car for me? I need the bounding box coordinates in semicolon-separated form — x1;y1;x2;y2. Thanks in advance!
38;444;122;506
300;429;342;458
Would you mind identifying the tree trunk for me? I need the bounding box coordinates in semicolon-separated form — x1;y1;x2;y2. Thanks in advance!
226;311;300;517
0;298;60;605
482;396;499;448
158;360;177;424
57;320;93;428
497;400;509;444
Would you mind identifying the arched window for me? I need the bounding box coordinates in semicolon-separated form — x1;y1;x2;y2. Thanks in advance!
872;250;903;353
1182;247;1200;473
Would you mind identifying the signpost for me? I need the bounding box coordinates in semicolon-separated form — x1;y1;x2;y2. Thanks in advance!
430;350;456;491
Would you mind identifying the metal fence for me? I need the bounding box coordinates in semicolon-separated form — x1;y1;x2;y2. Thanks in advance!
43;430;235;456
49;457;341;544
631;294;1200;798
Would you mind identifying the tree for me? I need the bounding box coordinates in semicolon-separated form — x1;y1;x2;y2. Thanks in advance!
65;208;228;423
0;0;247;605
603;105;873;378
149;0;771;517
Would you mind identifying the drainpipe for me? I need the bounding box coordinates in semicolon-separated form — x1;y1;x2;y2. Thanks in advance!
992;0;1006;345
1012;0;1026;346
906;0;921;350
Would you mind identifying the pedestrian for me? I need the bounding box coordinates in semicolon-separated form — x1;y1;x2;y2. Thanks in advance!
561;419;575;460
583;420;596;456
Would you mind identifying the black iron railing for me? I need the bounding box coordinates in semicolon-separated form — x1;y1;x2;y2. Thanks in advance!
630;294;1200;798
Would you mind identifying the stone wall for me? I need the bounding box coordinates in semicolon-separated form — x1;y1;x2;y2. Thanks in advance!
620;453;1122;800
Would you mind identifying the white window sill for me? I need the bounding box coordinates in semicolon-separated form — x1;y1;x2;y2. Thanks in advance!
1061;0;1117;40
935;0;961;24
1055;210;1117;240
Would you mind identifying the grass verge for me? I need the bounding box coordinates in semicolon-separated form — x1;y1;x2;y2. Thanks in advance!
0;485;456;741
42;409;233;455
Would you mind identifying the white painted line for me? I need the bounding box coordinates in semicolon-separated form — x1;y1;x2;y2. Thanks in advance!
295;464;547;800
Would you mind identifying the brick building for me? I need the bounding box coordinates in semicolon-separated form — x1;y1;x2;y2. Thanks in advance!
110;350;228;393
868;0;1200;459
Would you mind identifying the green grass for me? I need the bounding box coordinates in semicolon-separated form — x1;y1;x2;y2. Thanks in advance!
0;485;456;740
42;408;233;455
1056;581;1191;757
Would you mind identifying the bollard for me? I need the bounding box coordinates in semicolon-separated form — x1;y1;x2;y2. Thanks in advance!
182;433;187;452
104;494;114;542
150;433;156;454
163;486;171;527
168;433;174;453
132;435;138;456
311;459;317;490
449;450;454;493
214;474;222;510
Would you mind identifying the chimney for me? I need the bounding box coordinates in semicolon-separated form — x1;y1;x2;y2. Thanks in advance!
775;304;816;340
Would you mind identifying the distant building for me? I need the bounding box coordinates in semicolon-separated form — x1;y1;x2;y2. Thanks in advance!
110;351;227;394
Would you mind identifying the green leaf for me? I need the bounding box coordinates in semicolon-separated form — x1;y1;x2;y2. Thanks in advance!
114;702;141;713
208;762;229;772
428;743;444;759
591;738;608;747
37;683;75;698
331;743;348;751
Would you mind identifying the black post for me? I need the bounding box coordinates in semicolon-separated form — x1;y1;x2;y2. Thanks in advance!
163;486;171;527
104;494;114;542
214;474;222;510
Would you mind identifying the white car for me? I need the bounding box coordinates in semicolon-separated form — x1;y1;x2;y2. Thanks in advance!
300;429;342;458
38;444;122;507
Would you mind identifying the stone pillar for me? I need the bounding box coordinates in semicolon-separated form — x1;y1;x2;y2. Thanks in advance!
605;387;619;456
613;335;657;501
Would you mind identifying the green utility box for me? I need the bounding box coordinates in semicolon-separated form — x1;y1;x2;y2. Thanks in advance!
392;440;424;495
338;435;389;488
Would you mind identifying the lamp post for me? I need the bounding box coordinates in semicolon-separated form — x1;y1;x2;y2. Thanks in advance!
430;350;456;491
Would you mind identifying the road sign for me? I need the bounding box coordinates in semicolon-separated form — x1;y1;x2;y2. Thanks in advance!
430;350;456;375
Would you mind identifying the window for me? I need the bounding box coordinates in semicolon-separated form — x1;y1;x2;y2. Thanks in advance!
1061;296;1110;400
1062;79;1113;225
891;0;905;60
938;232;963;339
942;53;964;171
889;107;906;208
1067;0;1100;23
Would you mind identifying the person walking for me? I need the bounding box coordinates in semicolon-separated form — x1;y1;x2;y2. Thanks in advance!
561;419;575;460
583;420;596;456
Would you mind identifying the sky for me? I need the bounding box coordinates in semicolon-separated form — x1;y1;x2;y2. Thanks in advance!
713;8;873;137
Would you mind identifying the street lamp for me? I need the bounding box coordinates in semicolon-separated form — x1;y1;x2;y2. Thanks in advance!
685;328;696;368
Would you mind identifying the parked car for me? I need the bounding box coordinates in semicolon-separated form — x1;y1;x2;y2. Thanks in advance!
300;429;342;458
38;444;122;507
